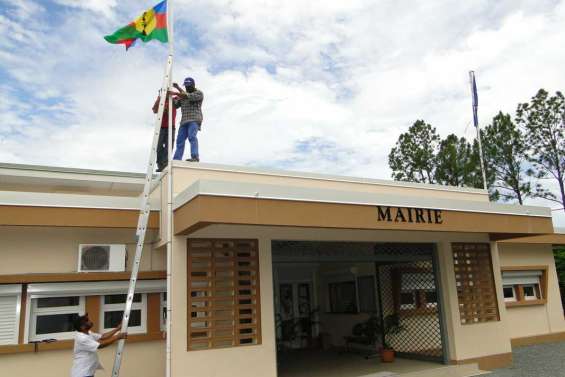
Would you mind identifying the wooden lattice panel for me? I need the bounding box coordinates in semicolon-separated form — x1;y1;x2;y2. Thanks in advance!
187;239;261;350
452;243;500;325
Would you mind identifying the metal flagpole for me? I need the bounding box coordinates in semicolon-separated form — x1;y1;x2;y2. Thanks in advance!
111;40;173;377
110;2;174;377
166;0;174;377
469;71;487;190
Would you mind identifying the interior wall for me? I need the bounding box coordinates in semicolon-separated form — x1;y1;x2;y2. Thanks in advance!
317;263;374;347
0;226;164;274
498;243;565;339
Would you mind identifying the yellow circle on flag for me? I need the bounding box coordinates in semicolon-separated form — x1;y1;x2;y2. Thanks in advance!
134;9;157;36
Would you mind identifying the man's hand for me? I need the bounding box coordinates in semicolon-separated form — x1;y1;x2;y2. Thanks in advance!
115;323;122;331
118;332;128;340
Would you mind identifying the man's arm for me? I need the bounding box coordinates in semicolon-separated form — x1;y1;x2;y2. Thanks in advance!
98;332;127;349
100;324;121;341
152;96;160;114
185;90;203;102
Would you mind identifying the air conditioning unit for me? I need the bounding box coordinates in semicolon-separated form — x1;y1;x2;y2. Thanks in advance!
78;244;126;272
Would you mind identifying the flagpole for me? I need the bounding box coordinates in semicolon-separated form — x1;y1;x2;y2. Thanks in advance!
166;1;174;377
469;71;487;191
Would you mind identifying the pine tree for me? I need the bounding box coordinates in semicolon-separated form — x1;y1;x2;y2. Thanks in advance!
482;112;531;204
516;89;565;212
388;120;440;184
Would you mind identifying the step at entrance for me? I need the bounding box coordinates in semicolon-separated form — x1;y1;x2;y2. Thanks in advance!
398;363;491;377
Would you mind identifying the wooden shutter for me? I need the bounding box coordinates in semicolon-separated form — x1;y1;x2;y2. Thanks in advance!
452;243;500;324
187;239;261;350
0;285;21;345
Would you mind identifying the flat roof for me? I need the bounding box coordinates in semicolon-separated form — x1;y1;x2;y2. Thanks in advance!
171;161;489;196
0;162;146;179
174;179;551;218
0;162;151;197
0;190;159;210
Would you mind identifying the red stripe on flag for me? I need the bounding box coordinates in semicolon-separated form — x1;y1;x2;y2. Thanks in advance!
155;13;167;29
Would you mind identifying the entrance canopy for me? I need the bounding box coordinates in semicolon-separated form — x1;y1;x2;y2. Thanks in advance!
173;180;556;240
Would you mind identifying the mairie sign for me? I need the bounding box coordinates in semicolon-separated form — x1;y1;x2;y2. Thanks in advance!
377;206;443;224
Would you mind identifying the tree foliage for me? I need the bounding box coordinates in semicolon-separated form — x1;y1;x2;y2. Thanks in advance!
516;89;565;212
435;134;482;188
388;88;563;205
482;112;531;204
388;120;440;184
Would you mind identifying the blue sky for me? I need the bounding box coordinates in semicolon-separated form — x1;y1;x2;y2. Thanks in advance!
0;0;564;225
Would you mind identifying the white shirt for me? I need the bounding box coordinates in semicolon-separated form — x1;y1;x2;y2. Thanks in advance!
71;331;103;377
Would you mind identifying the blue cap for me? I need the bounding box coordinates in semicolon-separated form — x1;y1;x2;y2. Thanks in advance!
184;77;195;86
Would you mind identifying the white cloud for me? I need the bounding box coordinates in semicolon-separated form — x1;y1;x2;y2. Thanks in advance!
0;0;564;225
53;0;117;17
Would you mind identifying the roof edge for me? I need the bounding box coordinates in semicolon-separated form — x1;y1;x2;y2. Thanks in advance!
173;179;551;218
171;161;489;196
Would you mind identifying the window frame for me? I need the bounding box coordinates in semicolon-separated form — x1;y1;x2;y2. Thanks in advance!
100;293;147;335
501;266;548;308
392;268;438;315
328;281;358;314
522;284;540;301
356;275;377;313
503;285;517;302
29;295;85;342
399;290;417;310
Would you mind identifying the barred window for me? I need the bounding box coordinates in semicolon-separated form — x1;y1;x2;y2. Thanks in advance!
187;239;261;350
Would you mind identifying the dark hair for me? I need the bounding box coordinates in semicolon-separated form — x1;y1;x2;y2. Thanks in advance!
73;314;89;331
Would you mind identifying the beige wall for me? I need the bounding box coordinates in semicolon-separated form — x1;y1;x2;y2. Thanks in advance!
0;341;164;377
0;226;164;274
171;166;488;202
438;241;512;361
170;229;277;377
498;243;565;339
171;224;510;377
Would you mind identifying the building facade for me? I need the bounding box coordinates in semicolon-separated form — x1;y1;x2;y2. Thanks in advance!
0;162;564;377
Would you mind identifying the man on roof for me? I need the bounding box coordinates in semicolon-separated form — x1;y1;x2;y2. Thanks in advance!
170;77;204;162
152;89;178;172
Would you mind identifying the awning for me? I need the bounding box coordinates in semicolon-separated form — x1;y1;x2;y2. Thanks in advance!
27;280;165;298
173;180;554;236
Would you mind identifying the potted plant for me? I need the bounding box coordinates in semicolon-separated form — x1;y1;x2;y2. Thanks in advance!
381;313;404;363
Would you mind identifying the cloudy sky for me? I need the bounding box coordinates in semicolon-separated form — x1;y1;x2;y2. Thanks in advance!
0;0;564;225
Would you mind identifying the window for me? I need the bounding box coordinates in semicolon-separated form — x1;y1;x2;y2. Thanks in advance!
424;290;437;308
187;239;261;350
29;296;85;341
0;285;22;345
395;271;437;312
400;291;417;310
522;285;539;300
101;294;147;334
503;285;517;302
357;276;377;313
329;281;358;313
501;269;545;306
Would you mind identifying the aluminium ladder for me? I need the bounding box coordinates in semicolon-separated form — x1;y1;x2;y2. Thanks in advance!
111;55;173;377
